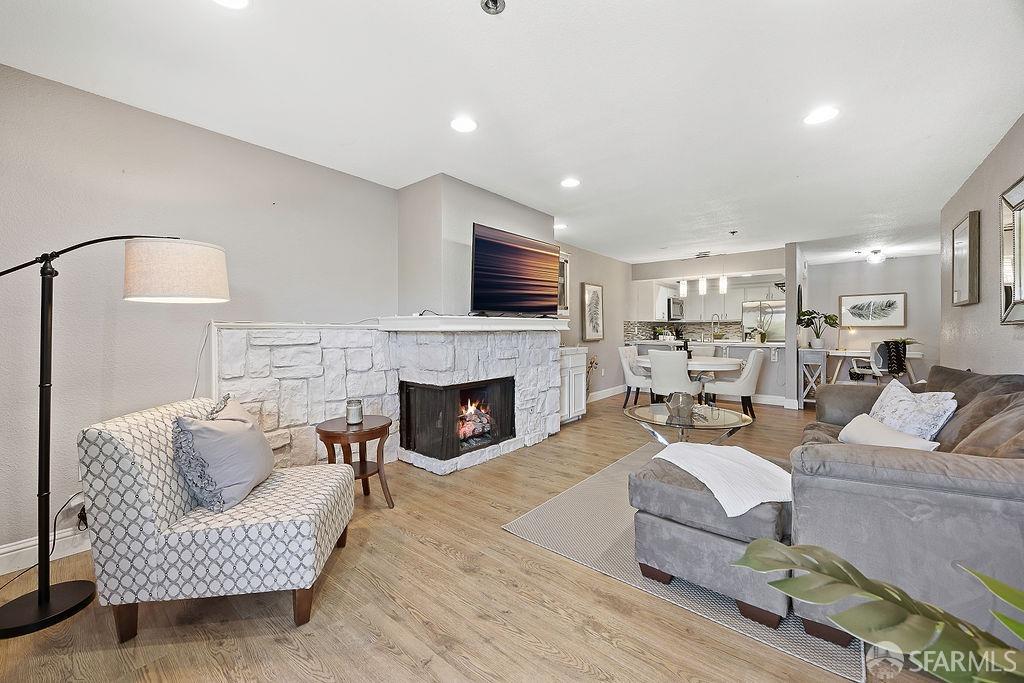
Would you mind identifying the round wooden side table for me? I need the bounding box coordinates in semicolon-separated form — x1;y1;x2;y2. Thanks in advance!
316;415;395;509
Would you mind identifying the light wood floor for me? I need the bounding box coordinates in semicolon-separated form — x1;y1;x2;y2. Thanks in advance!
0;395;920;682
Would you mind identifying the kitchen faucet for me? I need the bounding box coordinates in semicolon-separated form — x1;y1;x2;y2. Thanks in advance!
709;313;721;342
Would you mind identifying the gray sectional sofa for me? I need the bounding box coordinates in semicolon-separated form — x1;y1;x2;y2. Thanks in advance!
631;365;1024;644
792;366;1024;643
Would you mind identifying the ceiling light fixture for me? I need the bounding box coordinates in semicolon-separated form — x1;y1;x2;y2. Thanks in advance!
866;249;886;264
803;105;839;125
678;280;687;298
450;116;477;133
553;223;567;230
481;0;505;15
212;0;250;8
560;177;580;189
698;276;708;296
741;273;753;278
719;274;728;295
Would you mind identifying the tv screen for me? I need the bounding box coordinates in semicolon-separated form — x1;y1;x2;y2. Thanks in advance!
471;224;559;315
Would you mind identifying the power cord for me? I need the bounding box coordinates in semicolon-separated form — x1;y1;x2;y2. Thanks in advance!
0;492;84;596
191;323;211;399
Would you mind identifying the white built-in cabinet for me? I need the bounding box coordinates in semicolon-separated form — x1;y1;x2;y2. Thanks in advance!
630;280;784;322
559;347;588;423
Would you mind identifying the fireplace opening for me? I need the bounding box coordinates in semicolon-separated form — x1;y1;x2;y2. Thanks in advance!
400;377;515;460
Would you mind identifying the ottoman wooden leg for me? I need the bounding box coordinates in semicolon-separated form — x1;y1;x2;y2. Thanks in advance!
737;600;782;629
638;563;673;584
802;617;853;647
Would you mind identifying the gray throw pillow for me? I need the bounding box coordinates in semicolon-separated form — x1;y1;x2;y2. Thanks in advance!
173;398;274;512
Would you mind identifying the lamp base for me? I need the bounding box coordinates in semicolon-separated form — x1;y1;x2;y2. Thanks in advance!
0;580;95;638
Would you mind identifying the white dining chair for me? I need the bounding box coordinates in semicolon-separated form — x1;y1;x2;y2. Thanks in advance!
648;350;702;402
618;346;653;408
688;344;717;357
849;342;889;384
703;349;765;418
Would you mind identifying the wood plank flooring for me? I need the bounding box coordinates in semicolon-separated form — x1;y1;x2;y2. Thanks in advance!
0;395;922;682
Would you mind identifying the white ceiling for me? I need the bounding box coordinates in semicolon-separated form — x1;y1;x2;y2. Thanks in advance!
2;1;1023;264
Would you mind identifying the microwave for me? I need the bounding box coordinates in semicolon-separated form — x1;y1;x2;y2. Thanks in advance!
667;297;685;321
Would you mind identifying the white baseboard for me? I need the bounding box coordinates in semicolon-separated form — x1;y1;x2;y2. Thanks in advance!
0;527;91;575
708;393;787;407
783;399;800;410
588;384;627;403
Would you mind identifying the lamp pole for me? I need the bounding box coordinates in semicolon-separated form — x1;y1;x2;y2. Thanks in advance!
0;235;177;638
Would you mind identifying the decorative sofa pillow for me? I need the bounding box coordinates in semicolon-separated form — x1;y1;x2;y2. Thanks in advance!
172;398;274;512
839;414;940;452
952;394;1024;458
868;380;956;440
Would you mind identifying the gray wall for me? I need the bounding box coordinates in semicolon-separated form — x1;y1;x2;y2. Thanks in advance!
807;255;942;378
0;65;399;547
397;174;555;315
557;242;632;396
940;113;1024;373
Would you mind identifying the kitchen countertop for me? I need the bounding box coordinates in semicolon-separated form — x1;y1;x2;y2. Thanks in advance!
627;339;786;348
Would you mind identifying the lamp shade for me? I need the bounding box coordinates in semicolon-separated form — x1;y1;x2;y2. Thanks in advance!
123;238;229;303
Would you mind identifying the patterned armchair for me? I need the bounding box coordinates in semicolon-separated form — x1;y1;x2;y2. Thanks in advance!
77;398;354;642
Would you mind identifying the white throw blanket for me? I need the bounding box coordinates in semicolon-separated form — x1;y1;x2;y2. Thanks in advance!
653;443;792;517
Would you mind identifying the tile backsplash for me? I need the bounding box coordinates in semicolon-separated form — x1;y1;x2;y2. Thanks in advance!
624;320;745;342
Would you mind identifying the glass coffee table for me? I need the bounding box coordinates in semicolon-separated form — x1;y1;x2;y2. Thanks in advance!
624;403;753;445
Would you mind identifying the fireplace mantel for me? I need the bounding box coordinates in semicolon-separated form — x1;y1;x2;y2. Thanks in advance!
213;316;568;333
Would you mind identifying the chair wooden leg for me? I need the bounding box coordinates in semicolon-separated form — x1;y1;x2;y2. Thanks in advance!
336;525;348;548
623;387;631;409
638;562;673;584
112;603;139;643
293;588;314;626
746;397;755;419
633;387;640;405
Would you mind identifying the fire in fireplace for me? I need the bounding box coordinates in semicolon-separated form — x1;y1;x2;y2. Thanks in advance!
400;377;515;460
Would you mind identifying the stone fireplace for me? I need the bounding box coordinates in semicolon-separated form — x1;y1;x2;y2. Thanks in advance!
400;377;515;460
212;316;567;476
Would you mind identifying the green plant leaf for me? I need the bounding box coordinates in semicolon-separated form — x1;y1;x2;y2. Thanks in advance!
974;670;1024;683
831;600;940;652
767;573;873;605
962;567;1024;614
993;612;1024;643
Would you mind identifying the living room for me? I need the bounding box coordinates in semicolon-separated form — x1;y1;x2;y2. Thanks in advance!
1;2;1023;682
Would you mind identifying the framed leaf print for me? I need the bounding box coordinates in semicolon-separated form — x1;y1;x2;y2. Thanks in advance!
581;282;604;341
839;292;907;328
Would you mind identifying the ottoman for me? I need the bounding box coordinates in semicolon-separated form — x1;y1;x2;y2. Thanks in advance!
628;454;792;627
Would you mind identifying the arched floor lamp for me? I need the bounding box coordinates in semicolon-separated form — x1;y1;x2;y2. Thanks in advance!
0;236;229;638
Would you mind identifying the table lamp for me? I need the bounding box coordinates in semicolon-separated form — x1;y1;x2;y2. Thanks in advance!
0;235;229;638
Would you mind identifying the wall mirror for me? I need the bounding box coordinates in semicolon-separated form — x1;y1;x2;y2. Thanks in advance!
1000;175;1024;323
951;211;979;306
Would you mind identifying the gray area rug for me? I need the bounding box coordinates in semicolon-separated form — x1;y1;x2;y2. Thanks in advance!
503;443;865;682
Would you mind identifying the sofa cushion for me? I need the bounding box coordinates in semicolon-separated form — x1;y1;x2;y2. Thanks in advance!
801;421;843;445
926;365;1024;407
935;392;1021;452
839;414;940;451
628;457;791;544
953;393;1024;459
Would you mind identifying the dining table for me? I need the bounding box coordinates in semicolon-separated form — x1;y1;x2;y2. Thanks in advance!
633;355;743;373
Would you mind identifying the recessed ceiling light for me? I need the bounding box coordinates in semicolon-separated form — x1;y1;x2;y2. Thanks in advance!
866;249;886;264
554;223;567;230
450;116;477;133
212;0;249;8
803;105;839;125
560;177;581;188
741;273;753;277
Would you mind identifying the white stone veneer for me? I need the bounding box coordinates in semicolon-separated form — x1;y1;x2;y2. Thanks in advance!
214;324;562;475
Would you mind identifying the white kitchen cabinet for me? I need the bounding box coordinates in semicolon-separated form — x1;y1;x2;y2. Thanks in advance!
723;285;745;321
559;347;588;423
629;281;668;321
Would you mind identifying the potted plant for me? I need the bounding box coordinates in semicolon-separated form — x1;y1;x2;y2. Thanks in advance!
797;309;839;349
754;306;775;344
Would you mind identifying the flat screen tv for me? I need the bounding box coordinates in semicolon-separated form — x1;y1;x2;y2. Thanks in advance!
471;223;560;315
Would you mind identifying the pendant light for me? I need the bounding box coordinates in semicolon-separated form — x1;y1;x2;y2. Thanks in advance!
678;280;687;298
719;253;728;294
698;276;708;296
